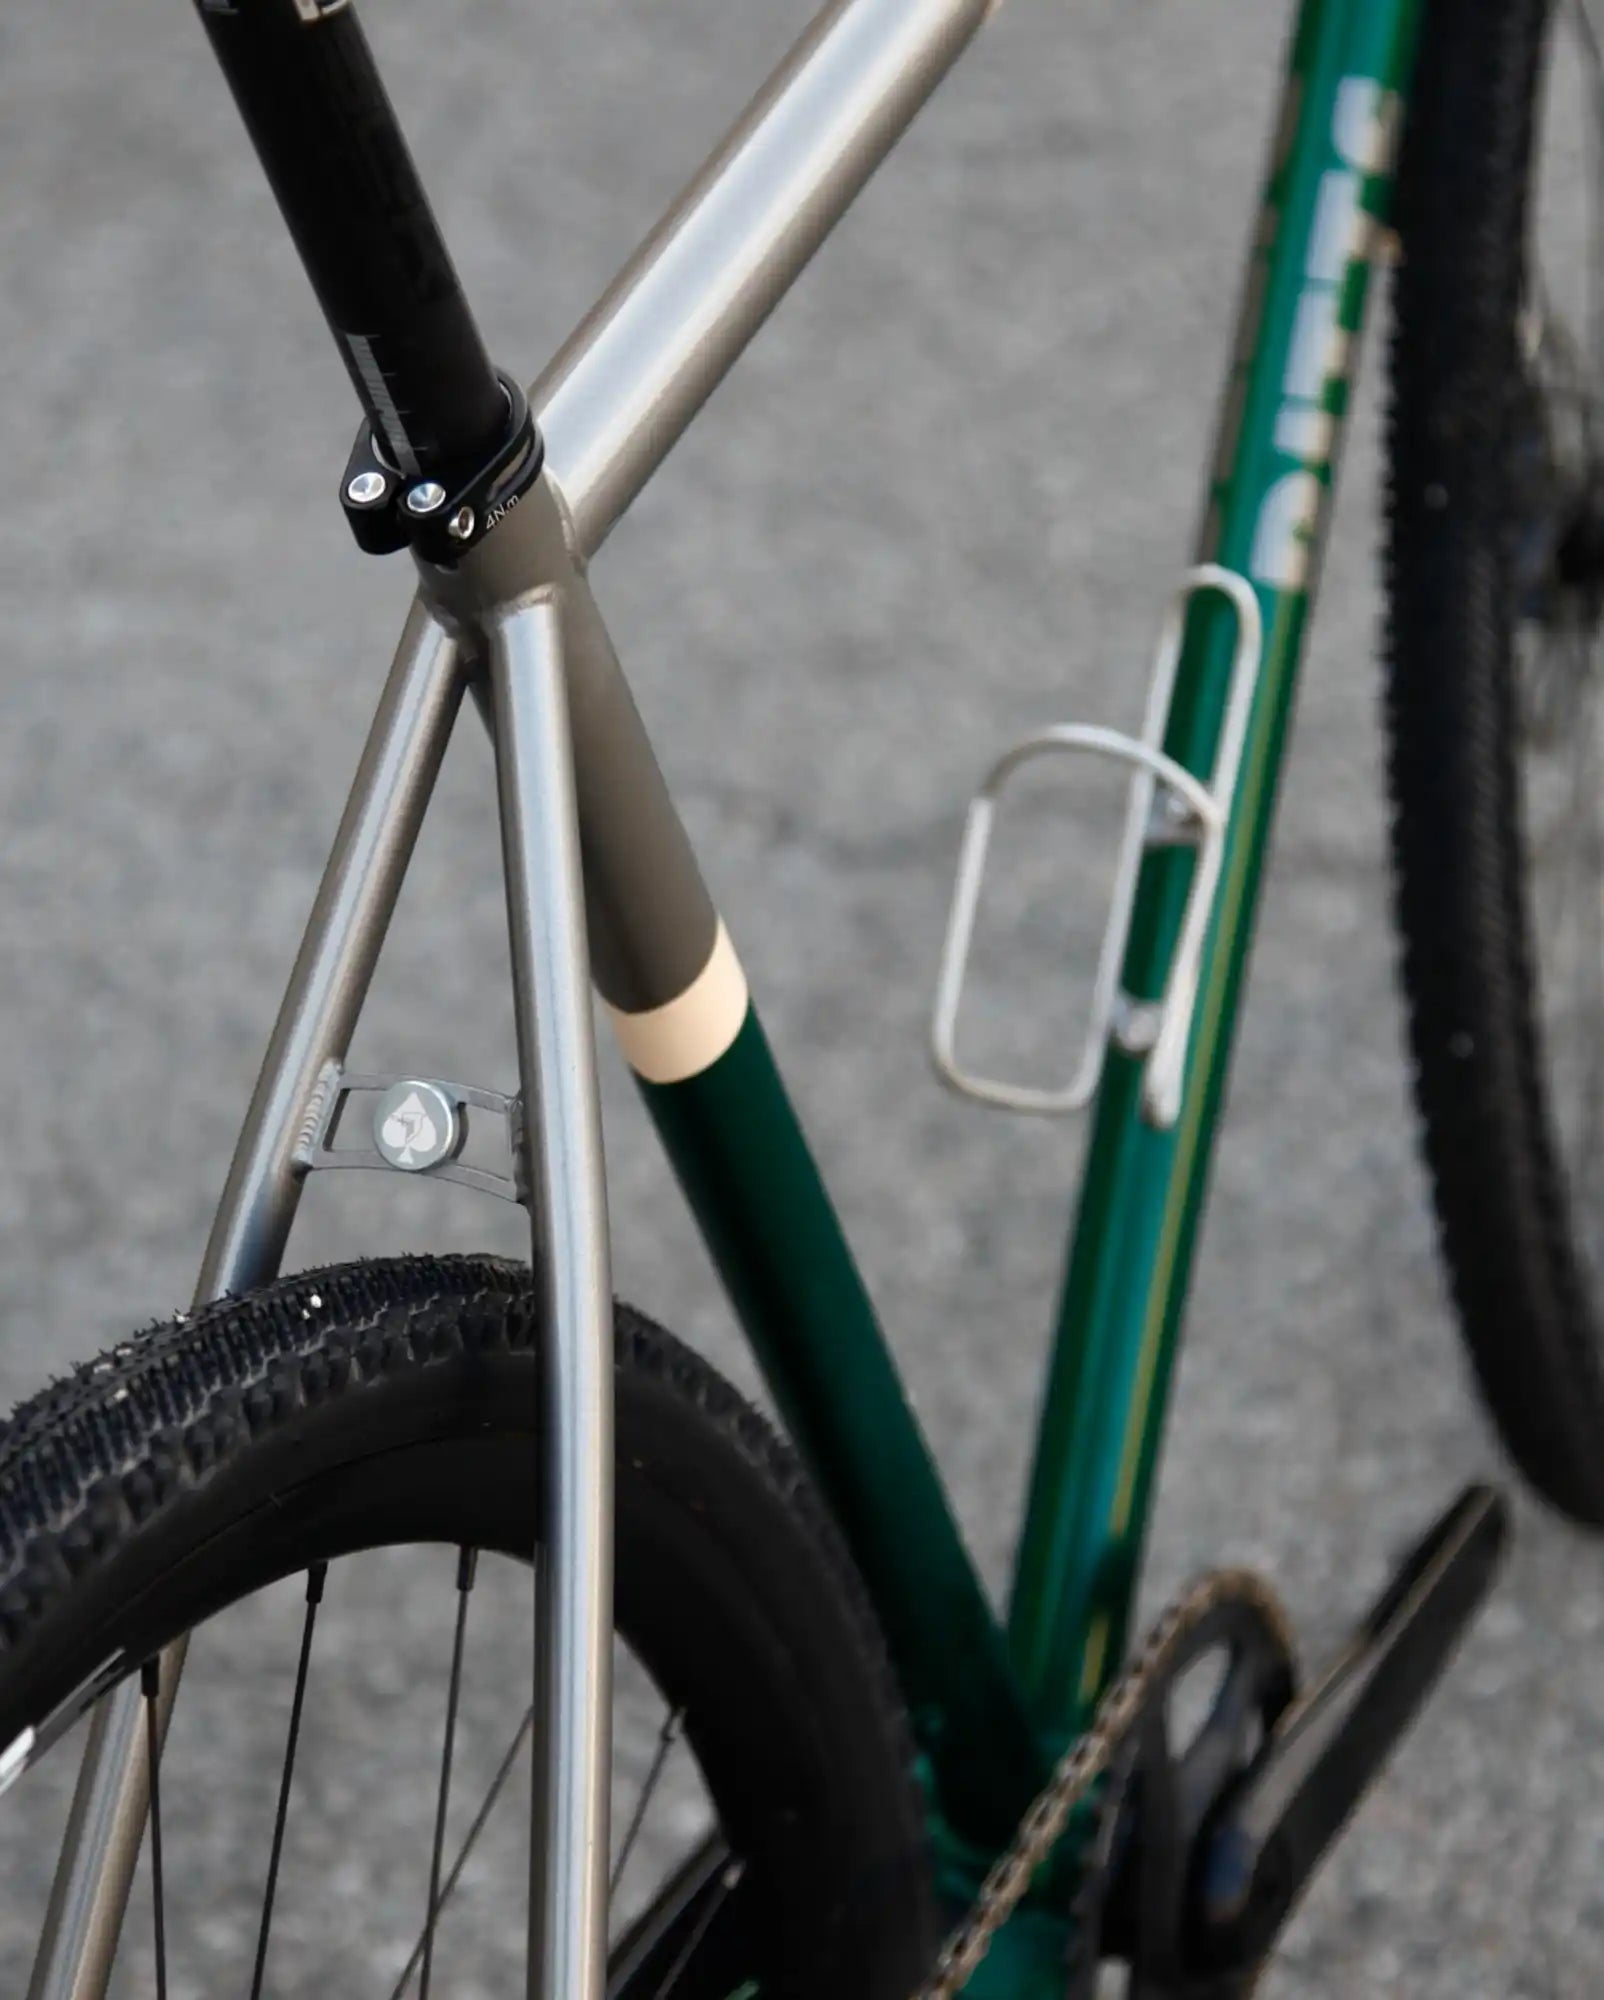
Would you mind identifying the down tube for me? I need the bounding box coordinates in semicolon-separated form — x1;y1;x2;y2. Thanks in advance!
1009;0;1426;1738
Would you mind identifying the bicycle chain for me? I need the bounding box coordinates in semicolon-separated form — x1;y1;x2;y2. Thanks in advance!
913;1569;1296;2000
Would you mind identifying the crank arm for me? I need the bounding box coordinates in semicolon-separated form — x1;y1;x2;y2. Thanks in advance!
1192;1483;1510;1969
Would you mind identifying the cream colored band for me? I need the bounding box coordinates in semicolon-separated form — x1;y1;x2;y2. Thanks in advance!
606;921;749;1084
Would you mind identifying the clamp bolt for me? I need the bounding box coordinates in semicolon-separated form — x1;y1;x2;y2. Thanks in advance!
405;481;448;516
447;506;476;542
345;470;389;507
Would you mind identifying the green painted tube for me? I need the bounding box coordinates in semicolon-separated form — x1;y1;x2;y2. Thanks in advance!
640;1006;1042;1846
1009;0;1428;1740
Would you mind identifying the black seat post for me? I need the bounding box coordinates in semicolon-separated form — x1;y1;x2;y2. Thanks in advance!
194;0;530;553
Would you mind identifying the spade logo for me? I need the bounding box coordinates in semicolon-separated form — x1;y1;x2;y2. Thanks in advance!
380;1089;442;1168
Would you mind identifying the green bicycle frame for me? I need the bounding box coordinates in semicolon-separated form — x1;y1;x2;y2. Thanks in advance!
639;0;1427;1943
1009;0;1427;1740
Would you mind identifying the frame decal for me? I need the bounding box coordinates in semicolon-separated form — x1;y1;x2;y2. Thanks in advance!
1009;0;1426;1746
607;920;750;1083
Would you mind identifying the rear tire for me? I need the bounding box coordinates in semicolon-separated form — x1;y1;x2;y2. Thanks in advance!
1384;0;1604;1520
0;1255;937;1995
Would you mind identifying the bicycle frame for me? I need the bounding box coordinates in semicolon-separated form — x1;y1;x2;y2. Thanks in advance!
29;0;1428;1995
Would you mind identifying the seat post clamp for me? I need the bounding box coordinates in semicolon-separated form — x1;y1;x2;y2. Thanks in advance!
338;368;545;564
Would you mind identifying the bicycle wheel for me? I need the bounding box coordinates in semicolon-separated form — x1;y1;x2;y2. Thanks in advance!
1385;0;1604;1520
0;1256;936;1995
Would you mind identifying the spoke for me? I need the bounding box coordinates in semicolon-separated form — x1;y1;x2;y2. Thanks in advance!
607;1834;735;1999
652;1858;745;2000
248;1562;328;2000
611;1707;685;1896
387;1702;536;2000
141;1658;169;2000
418;1547;477;2000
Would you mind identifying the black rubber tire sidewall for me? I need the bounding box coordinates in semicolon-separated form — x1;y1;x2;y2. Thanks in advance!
0;1258;937;1997
1384;0;1604;1521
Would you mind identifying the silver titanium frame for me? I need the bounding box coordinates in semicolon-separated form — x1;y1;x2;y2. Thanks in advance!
531;0;998;560
31;0;1003;1993
487;596;614;2000
29;602;468;2000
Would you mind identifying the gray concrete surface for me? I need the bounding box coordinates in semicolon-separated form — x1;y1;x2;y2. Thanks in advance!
0;0;1598;1993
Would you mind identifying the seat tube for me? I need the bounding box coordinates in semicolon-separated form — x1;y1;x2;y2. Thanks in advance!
485;593;614;2000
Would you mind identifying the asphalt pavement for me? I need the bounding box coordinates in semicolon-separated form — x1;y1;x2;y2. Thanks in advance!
0;1;1600;1994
